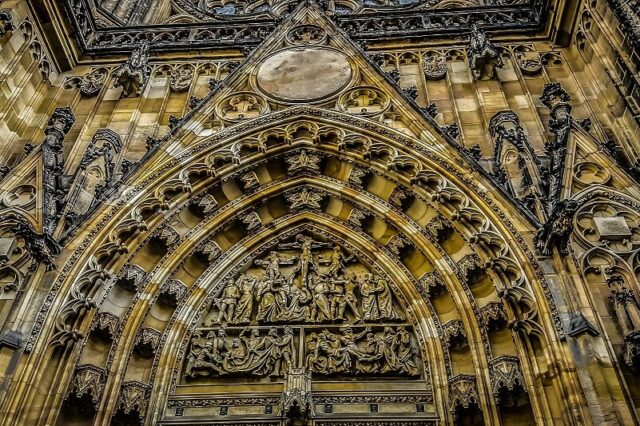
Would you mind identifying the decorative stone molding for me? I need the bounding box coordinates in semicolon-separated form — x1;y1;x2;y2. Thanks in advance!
216;92;269;122
286;150;322;175
169;64;194;93
448;374;480;412
442;319;467;350
134;328;161;358
623;338;640;374
159;279;187;307
118;381;150;417
338;87;390;116
479;302;508;331
118;264;147;292
91;312;119;340
423;54;447;80
79;68;109;97
490;355;527;407
286;24;327;45
68;364;106;407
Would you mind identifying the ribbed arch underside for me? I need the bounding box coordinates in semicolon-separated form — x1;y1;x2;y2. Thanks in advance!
10;109;576;426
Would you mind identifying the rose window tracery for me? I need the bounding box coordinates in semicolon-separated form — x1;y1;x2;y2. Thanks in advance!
575;201;640;253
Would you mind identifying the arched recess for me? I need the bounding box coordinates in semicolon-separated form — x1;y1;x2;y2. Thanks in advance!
3;108;586;426
570;187;640;420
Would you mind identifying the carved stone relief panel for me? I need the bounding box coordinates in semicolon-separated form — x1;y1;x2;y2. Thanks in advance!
177;232;428;420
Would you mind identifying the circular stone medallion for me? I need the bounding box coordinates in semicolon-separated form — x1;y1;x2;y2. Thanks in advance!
256;47;352;102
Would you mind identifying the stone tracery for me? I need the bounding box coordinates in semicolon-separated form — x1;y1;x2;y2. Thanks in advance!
1;0;638;424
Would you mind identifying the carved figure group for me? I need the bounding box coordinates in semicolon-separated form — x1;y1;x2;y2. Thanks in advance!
306;326;419;376
207;235;403;325
185;327;296;378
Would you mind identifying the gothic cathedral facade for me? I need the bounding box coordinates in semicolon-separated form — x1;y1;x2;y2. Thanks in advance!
0;0;638;425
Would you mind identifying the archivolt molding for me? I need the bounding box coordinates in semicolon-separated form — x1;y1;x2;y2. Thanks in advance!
16;108;570;425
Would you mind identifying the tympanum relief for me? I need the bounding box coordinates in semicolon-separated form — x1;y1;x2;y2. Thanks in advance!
184;234;422;382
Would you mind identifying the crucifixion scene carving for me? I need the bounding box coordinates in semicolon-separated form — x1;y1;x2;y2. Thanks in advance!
0;0;640;424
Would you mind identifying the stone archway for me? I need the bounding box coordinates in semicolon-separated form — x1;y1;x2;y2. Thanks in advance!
0;108;585;426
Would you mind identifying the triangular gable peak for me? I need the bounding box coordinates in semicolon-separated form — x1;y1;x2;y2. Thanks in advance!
153;1;462;158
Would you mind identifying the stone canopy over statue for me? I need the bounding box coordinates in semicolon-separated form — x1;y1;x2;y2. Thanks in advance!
184;234;421;380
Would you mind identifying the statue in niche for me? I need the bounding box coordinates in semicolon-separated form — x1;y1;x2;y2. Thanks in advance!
609;276;640;341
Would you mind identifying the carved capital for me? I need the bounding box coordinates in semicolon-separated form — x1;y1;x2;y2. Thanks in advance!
418;271;445;299
479;302;508;331
425;216;452;242
347;208;371;228
386;233;411;257
197;240;222;263
153;225;180;248
239;210;262;232
457;253;483;283
285;187;325;212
